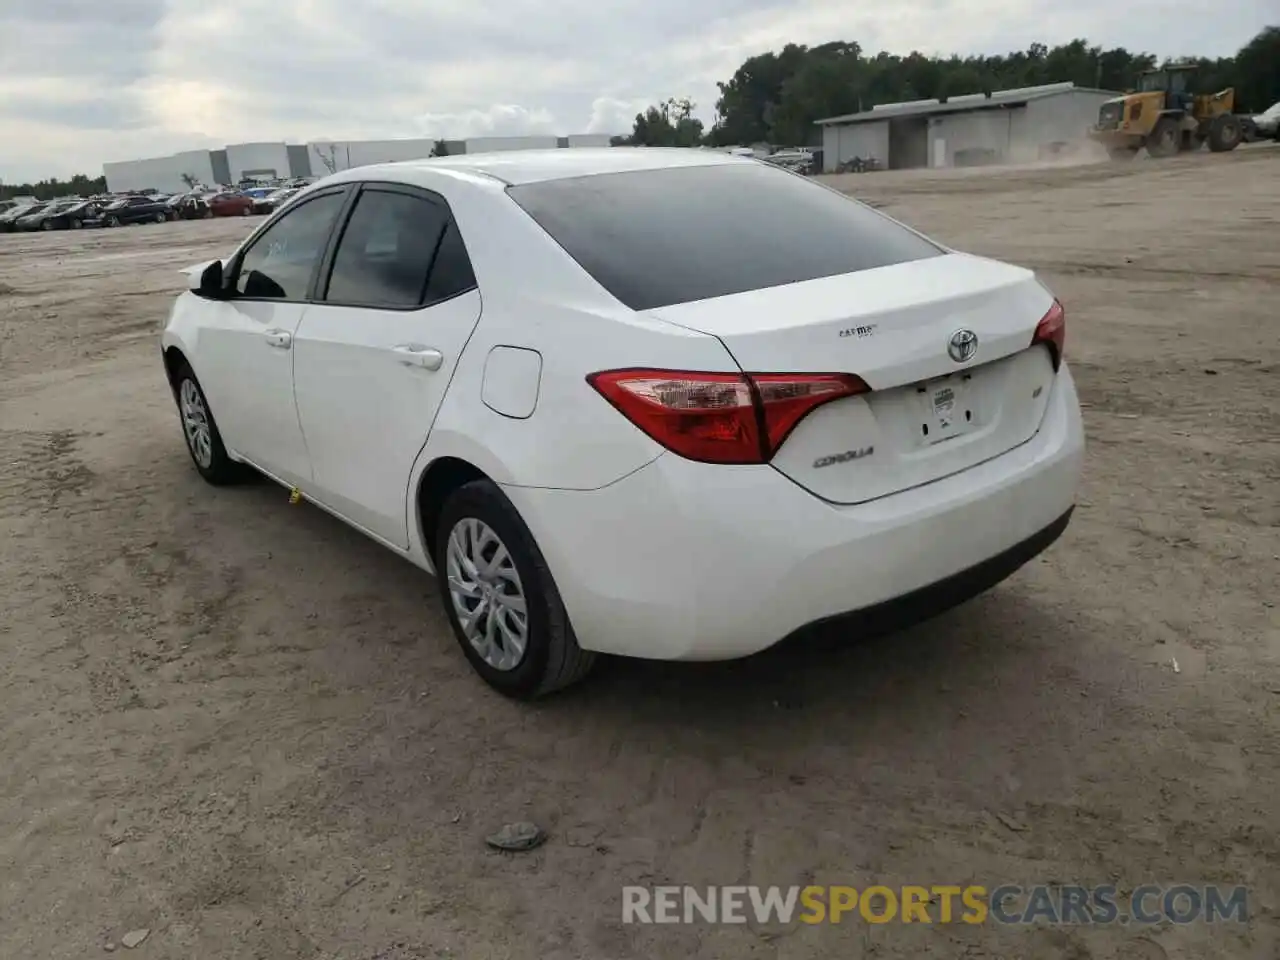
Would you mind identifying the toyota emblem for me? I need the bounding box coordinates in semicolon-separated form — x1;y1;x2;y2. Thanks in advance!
948;329;978;363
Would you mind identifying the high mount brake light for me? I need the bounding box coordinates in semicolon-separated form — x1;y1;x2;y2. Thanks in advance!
1032;299;1066;370
587;368;869;464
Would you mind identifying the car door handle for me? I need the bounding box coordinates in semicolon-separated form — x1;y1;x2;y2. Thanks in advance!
264;329;292;349
391;344;444;371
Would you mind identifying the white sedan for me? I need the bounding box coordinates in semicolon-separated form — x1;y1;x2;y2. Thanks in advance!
161;148;1084;698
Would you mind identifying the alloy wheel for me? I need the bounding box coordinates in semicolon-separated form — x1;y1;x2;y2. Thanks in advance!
445;517;529;671
179;379;213;469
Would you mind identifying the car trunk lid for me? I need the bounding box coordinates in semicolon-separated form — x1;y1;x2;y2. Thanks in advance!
648;252;1060;504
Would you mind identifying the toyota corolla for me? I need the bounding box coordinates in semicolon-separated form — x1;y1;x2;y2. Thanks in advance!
160;148;1084;698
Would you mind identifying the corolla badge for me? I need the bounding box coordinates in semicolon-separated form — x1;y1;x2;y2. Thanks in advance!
948;329;978;363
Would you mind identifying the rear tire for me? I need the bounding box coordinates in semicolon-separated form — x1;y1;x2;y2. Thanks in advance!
1207;114;1242;153
434;480;595;698
1146;118;1181;158
171;362;247;486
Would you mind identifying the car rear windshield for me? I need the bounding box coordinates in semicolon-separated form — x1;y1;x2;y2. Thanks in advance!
506;162;943;311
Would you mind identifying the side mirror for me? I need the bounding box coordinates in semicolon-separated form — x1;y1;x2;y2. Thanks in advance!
192;259;226;298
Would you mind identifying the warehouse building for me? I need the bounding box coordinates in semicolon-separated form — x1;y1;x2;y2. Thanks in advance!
102;133;620;194
816;82;1118;172
103;148;228;195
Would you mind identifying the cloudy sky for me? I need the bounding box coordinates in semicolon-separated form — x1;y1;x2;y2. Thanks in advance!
0;0;1268;182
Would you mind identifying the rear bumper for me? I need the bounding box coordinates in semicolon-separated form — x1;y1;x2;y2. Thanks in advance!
782;505;1072;645
504;364;1084;661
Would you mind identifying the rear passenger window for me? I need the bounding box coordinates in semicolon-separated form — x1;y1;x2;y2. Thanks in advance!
324;190;447;308
423;221;477;303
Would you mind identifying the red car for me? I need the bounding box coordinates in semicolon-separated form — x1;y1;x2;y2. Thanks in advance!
206;193;256;217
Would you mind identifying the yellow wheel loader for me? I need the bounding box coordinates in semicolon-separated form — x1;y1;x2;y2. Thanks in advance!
1089;63;1243;159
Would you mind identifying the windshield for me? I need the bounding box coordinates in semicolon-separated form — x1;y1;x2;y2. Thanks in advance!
1139;72;1167;92
507;162;943;311
1260;102;1280;119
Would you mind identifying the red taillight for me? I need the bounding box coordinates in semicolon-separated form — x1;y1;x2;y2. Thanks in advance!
750;373;869;453
587;368;868;464
1032;299;1066;370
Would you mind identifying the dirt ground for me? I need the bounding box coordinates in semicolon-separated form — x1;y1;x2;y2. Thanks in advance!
1;147;1277;960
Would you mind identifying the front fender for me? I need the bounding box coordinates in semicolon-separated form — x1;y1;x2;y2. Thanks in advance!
159;293;211;387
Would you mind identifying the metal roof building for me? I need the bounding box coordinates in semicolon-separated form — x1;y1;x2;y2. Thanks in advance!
102;134;621;194
816;82;1119;172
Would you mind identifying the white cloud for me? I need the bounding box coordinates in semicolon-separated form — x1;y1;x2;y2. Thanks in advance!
587;98;653;136
0;0;1269;181
413;105;559;140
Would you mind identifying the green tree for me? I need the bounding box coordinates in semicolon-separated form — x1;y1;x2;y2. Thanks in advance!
1230;25;1280;110
618;97;705;147
711;43;811;145
769;44;864;145
705;27;1279;144
0;173;107;201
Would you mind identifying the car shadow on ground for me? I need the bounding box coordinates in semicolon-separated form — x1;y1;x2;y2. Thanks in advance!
224;467;1085;719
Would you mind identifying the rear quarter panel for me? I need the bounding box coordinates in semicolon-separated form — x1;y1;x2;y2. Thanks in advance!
401;172;741;559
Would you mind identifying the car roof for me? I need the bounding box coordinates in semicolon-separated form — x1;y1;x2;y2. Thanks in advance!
336;147;752;187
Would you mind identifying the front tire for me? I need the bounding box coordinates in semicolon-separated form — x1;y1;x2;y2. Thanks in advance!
172;363;245;485
434;481;595;698
1207;114;1242;153
1146;118;1181;158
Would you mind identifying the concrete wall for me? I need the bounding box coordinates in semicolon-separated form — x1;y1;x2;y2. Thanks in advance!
923;92;1115;167
225;142;292;182
103;150;216;193
306;138;487;175
171;150;216;187
210;150;231;186
565;134;615;148
305;139;439;172
104;134;618;189
286;145;312;179
927;110;1014;168
1010;91;1114;160
463;135;559;153
821;120;890;171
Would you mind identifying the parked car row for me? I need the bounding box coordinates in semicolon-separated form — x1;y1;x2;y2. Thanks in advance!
1242;101;1280;142
166;191;256;220
0;183;311;234
0;198;107;232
